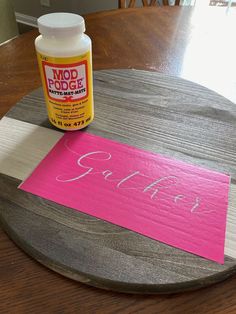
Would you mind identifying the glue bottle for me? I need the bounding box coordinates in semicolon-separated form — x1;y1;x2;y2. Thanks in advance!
35;13;94;130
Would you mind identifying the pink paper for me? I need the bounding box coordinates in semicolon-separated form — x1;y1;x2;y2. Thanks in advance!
20;131;230;263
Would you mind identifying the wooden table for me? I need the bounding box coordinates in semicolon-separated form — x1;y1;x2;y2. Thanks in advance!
1;6;236;313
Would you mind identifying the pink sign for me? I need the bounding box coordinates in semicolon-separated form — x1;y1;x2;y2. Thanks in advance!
20;131;230;263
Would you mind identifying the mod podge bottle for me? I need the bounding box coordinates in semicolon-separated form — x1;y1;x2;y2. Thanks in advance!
35;13;94;130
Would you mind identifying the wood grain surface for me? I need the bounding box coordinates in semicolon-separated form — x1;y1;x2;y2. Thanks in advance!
1;7;236;120
1;69;236;295
1;6;236;313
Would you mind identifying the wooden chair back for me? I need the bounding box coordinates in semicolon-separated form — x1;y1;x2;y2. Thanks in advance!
119;0;180;8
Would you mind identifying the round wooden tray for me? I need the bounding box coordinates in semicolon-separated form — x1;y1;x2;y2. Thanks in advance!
0;69;236;294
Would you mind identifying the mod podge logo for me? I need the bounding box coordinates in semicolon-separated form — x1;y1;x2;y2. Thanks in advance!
43;61;88;102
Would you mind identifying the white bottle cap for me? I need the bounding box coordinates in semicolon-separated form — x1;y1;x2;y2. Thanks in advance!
38;13;85;37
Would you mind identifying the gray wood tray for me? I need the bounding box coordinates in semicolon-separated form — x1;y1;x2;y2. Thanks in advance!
0;69;236;294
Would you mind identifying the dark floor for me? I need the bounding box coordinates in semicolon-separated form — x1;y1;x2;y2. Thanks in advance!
17;23;34;35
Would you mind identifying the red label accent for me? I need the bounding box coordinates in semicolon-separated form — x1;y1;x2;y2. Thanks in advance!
42;60;89;103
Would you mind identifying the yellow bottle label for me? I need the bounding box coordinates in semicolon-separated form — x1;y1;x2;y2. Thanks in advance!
37;51;94;130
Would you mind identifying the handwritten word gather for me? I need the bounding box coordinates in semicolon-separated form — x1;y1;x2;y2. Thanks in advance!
55;140;212;214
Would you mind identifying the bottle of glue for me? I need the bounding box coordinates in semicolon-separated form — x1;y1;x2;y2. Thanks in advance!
35;13;94;130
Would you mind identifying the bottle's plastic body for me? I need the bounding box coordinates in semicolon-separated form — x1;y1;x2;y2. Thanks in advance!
35;13;94;131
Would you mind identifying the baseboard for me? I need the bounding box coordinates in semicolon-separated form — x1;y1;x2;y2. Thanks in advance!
15;12;38;28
